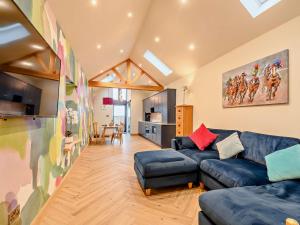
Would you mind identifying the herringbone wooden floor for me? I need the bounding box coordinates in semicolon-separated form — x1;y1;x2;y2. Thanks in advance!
33;135;203;225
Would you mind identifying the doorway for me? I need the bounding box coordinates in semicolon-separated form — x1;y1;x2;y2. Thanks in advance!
112;88;130;133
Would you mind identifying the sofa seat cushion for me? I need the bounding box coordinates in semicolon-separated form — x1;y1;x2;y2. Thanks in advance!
200;159;269;187
134;150;198;178
199;180;300;225
179;149;219;166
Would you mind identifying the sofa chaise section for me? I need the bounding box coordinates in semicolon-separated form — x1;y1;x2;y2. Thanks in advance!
199;180;300;225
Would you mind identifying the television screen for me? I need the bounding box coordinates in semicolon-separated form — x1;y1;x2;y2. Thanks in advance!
0;0;61;118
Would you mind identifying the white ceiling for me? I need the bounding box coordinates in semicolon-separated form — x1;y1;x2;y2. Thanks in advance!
48;0;300;85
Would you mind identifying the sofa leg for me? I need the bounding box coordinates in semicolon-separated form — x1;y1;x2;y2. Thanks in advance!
188;182;193;189
200;182;205;190
145;189;151;196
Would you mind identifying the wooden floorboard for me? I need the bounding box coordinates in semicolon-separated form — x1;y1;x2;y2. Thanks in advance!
33;135;203;225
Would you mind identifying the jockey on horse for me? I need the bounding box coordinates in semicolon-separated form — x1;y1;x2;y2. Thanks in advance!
248;64;260;103
266;59;282;101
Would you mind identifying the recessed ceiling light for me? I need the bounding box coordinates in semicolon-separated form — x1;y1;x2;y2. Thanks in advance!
0;1;9;9
97;44;102;49
100;70;104;73
31;44;44;50
90;0;97;6
127;12;133;18
139;64;143;67
120;49;124;54
180;0;188;4
188;43;195;51
20;61;33;67
154;36;160;43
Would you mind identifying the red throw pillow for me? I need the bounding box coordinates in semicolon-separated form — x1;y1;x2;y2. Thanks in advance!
189;124;218;151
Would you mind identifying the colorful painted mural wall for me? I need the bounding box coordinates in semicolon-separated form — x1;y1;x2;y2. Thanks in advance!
0;0;91;224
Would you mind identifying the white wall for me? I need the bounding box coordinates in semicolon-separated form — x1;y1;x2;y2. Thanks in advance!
92;88;114;125
168;16;300;138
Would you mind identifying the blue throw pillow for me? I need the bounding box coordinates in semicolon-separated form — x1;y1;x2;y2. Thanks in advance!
265;144;300;182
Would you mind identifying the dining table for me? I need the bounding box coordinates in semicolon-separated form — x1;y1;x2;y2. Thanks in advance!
99;125;119;143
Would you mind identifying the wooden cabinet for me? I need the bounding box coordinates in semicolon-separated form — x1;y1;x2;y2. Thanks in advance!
176;105;193;136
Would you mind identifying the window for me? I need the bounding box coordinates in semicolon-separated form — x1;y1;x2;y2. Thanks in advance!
101;74;115;83
0;23;29;45
240;0;281;18
144;50;173;76
112;88;127;104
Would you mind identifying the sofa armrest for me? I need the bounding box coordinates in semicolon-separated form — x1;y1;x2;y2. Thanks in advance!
171;139;180;150
171;136;197;150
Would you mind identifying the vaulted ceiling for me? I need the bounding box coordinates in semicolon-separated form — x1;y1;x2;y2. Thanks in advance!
48;0;300;85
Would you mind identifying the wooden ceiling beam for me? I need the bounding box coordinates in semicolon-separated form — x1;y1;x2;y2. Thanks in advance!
112;68;126;83
89;58;165;91
35;54;48;72
88;81;163;91
129;59;164;88
127;60;131;83
89;59;128;81
129;71;144;84
0;65;59;81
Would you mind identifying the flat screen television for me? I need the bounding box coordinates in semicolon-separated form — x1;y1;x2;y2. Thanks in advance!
0;0;61;118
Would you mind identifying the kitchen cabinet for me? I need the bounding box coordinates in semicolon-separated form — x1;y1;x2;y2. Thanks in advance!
138;121;175;148
143;89;176;123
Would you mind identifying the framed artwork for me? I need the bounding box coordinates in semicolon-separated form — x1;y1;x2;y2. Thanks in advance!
222;49;289;108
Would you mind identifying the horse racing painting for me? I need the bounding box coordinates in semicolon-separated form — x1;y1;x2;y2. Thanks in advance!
223;49;289;108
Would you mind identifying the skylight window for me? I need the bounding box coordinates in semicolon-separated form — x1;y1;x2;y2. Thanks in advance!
144;50;173;76
102;74;115;83
0;23;29;45
240;0;281;18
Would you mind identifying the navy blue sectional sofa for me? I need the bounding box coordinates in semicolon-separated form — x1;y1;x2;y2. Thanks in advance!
171;129;300;225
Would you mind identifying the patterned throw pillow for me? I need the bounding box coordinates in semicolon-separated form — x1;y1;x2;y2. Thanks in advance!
216;132;244;159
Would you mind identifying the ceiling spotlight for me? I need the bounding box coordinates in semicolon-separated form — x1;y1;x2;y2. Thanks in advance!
100;70;104;73
91;0;97;6
20;61;33;67
97;44;102;49
31;44;44;50
127;12;133;18
120;49;124;54
139;64;143;67
154;36;160;43
188;43;195;51
180;0;188;4
0;1;9;9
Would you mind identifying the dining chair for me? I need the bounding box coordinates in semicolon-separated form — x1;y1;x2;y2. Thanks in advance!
92;122;100;144
100;126;115;144
112;123;124;144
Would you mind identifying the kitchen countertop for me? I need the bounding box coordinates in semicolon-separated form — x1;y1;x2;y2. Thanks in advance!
139;121;176;126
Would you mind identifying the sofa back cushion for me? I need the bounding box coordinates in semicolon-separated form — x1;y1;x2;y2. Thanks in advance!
181;136;198;149
240;131;300;165
209;129;241;150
